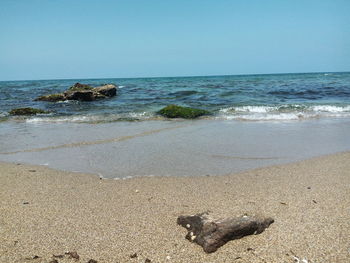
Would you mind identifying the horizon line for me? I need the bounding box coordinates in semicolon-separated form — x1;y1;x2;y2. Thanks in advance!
0;70;349;82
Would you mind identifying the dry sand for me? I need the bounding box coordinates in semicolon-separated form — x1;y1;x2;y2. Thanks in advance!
0;152;349;263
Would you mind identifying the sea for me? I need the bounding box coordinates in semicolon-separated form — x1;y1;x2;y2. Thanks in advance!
1;72;350;123
1;72;350;178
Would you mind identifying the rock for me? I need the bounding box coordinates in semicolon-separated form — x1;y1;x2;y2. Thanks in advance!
35;93;66;102
130;253;138;258
145;259;152;263
35;83;117;102
158;105;210;119
9;107;49;115
25;255;40;260
64;90;95;101
68;82;94;91
177;212;274;253
65;251;79;260
87;259;98;263
94;84;117;97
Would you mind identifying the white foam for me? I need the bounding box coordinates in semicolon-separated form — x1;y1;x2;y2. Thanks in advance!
222;113;303;121
219;104;350;121
26;116;91;123
0;112;9;117
220;106;276;113
129;111;148;118
311;105;350;113
25;112;155;123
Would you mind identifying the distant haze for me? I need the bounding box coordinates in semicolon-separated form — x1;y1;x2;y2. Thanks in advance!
0;0;349;81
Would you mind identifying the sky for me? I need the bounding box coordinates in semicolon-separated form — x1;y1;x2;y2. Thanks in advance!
0;0;349;81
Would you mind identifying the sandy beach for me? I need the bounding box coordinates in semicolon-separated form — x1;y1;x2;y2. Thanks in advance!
2;1;349;262
1;152;349;263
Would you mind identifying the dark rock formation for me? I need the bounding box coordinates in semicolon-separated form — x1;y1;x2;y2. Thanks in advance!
64;90;95;101
158;105;210;119
9;107;49;115
94;84;117;97
35;83;117;102
177;212;274;253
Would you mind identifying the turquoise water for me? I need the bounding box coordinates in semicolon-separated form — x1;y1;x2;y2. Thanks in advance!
1;72;350;122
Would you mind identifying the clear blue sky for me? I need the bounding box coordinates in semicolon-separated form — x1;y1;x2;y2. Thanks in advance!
0;0;349;80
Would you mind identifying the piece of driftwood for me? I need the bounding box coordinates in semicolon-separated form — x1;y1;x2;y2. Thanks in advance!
177;212;274;253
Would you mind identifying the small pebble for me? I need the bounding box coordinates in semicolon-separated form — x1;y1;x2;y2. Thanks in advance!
166;256;171;260
25;255;40;260
186;224;191;228
145;259;151;263
65;251;79;260
130;253;138;258
87;259;98;263
135;190;139;193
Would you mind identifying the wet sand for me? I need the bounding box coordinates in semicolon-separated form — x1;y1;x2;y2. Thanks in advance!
1;152;349;263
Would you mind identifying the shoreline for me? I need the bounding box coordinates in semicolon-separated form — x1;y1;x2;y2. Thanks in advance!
1;152;350;262
1;118;350;179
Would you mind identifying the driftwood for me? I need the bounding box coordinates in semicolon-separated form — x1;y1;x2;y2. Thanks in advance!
177;212;274;253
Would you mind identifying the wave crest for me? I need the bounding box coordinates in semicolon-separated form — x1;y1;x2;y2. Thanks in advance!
218;105;350;121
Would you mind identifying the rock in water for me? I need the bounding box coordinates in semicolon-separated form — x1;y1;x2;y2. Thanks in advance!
35;93;66;102
35;83;117;102
177;212;274;253
94;84;117;97
64;90;95;101
158;104;210;119
68;82;94;91
9;107;49;115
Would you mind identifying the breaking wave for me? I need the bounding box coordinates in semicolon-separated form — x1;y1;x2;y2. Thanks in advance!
218;105;350;121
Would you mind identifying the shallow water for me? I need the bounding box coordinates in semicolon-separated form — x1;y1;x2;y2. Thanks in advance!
1;118;349;178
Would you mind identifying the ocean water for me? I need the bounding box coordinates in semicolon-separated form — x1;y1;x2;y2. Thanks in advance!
1;72;350;178
1;72;350;123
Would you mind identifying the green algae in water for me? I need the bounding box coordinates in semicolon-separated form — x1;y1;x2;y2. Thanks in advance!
158;105;210;119
35;93;66;102
9;107;49;115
